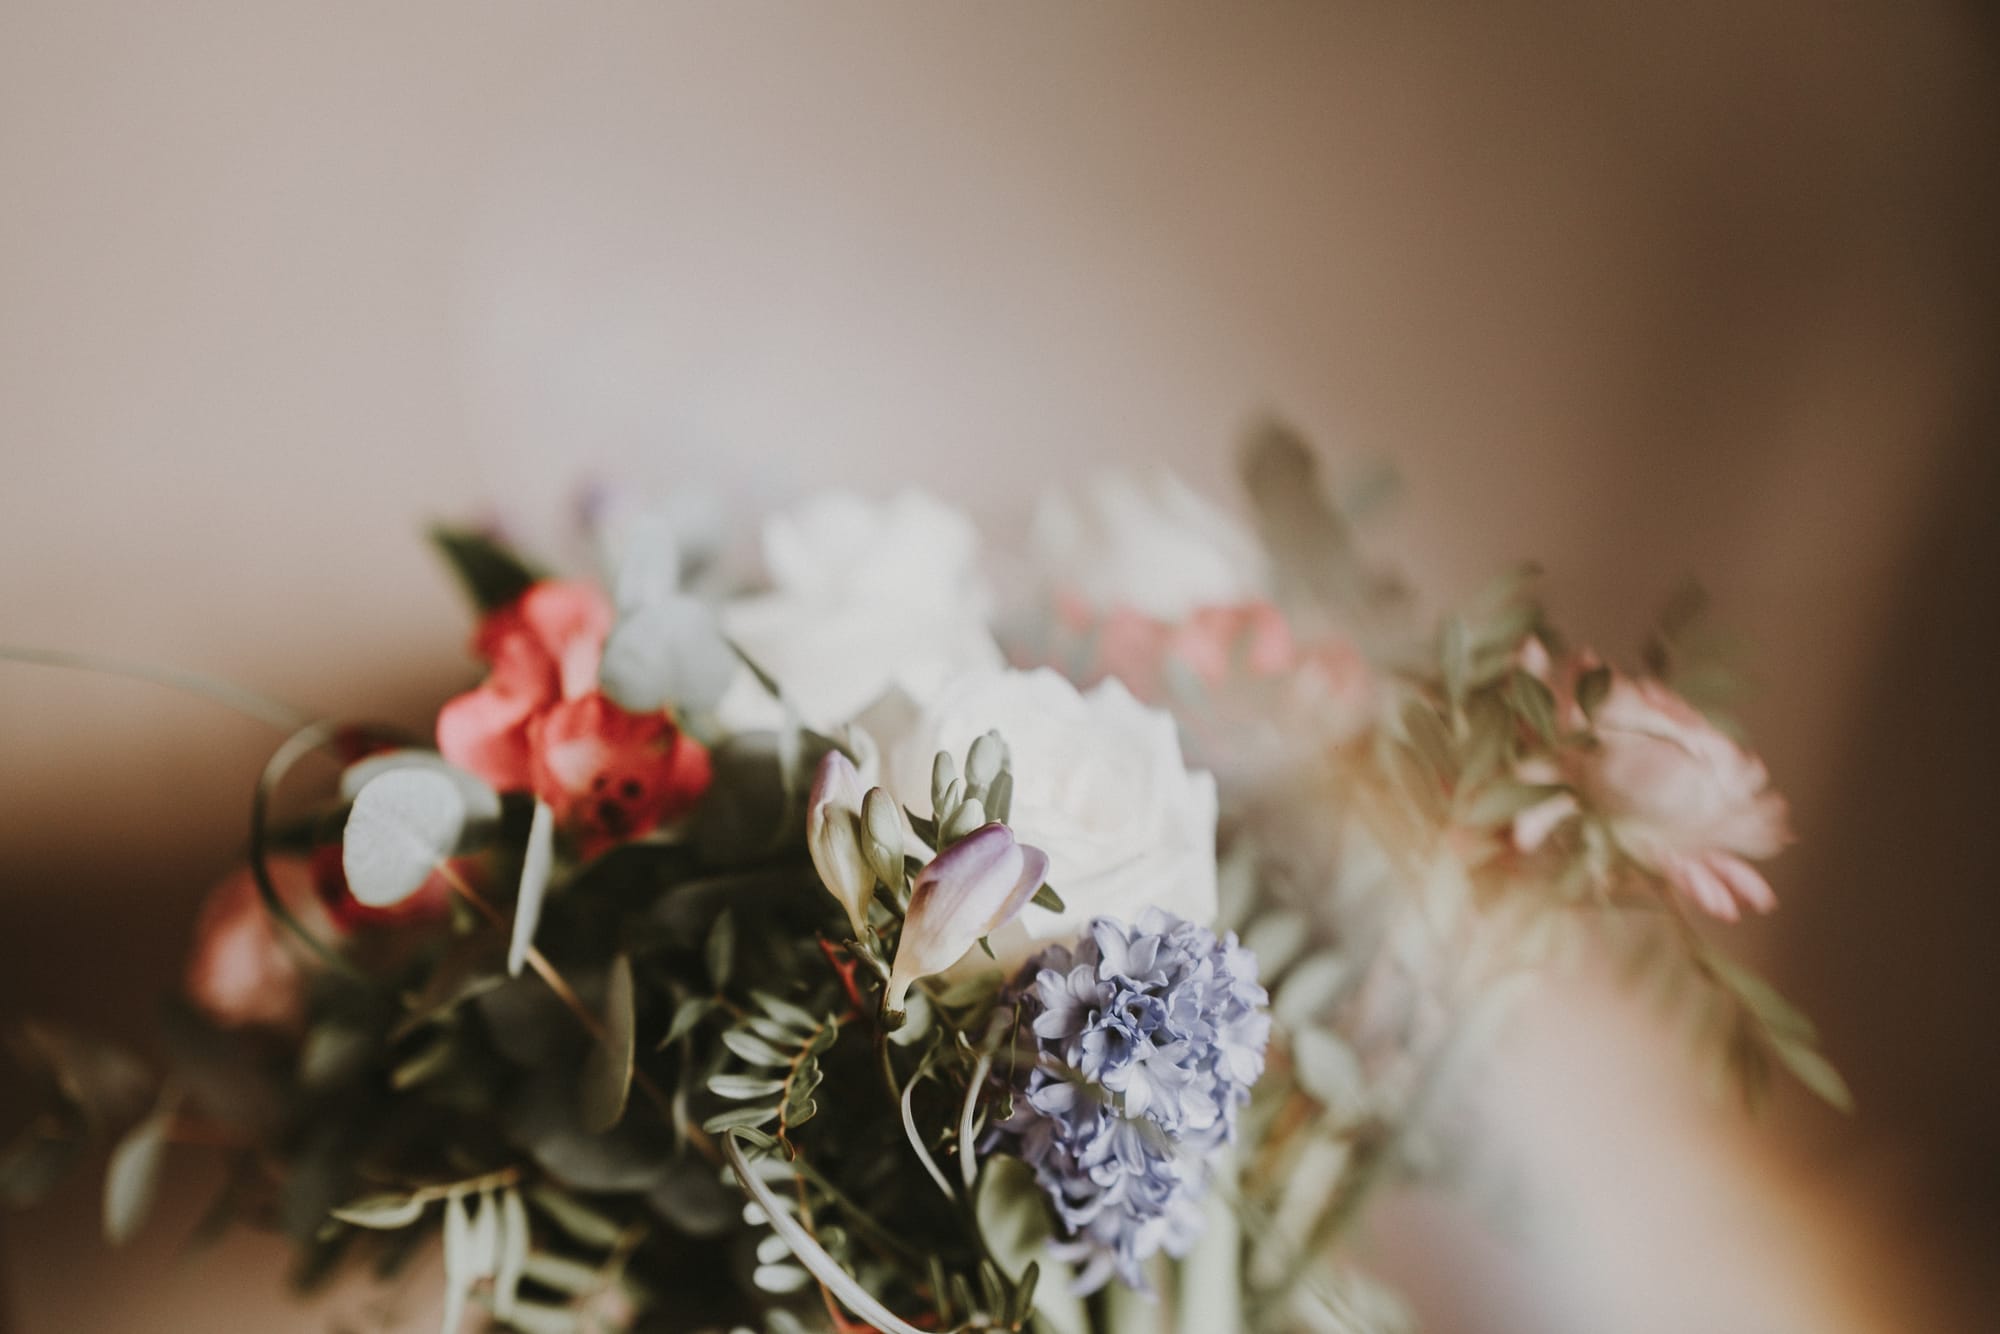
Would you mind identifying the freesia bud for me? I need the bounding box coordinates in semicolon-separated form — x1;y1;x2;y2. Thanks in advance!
862;787;907;891
964;731;1006;795
807;751;872;936
885;824;1049;1015
940;796;986;845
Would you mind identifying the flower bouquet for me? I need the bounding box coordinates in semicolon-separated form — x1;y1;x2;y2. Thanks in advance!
2;425;1845;1334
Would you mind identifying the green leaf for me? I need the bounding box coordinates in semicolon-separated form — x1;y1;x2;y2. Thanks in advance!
657;995;715;1050
1576;664;1613;719
102;1100;173;1247
343;767;474;909
525;1184;626;1249
331;1193;427;1230
702;1104;779;1134
751;991;823;1034
430;526;539;612
721;1029;792;1067
1030;883;1065;914
705;910;735;989
495;1187;529;1320
709;1073;787;1100
580;954;637;1134
508;799;557;977
1773;1039;1854;1113
1272;951;1348;1027
1291;1027;1365;1117
1460;779;1568;829
1240;911;1309;981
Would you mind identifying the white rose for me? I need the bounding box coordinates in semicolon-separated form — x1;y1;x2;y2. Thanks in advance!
883;667;1218;973
717;489;1004;733
1030;471;1267;621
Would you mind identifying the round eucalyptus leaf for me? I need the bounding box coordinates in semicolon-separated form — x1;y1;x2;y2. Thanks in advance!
338;750;501;826
343;768;468;907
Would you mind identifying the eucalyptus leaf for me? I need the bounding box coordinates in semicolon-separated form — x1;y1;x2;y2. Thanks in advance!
338;750;500;826
102;1101;172;1247
343;768;472;909
508;799;557;977
579;954;637;1133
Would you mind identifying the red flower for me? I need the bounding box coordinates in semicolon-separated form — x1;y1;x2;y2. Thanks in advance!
437;579;711;850
437;581;612;789
530;693;712;853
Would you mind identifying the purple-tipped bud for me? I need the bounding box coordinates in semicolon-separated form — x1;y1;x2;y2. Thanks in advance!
886;823;1049;1014
806;750;872;937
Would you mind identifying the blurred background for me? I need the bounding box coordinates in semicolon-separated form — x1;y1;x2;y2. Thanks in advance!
2;3;1995;1331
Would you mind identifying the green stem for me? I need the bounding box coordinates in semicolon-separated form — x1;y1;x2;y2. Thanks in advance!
0;644;309;732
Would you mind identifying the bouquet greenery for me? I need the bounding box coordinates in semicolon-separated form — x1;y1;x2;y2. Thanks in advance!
2;426;1845;1333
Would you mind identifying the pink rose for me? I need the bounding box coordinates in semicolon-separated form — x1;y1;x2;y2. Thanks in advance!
437;580;711;850
185;856;344;1031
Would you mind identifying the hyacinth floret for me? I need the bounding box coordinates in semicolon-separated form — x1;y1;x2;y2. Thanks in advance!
988;909;1270;1293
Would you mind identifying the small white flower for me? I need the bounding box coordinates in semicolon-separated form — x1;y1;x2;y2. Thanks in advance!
1031;471;1267;621
716;490;1003;733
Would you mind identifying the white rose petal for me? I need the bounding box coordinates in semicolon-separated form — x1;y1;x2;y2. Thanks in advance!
717;490;1003;733
883;667;1218;972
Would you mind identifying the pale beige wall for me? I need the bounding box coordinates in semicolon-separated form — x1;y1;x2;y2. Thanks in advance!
1;3;1994;1331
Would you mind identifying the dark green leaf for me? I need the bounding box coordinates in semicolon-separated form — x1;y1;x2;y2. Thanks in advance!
705;910;735;989
656;996;715;1050
580;954;637;1133
1031;883;1065;913
429;526;539;613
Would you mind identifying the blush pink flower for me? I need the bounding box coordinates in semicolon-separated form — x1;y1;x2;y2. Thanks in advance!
1580;673;1791;920
1509;640;1792;921
186;856;345;1031
437;579;712;851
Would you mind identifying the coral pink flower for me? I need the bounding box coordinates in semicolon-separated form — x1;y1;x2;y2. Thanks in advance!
186;856;344;1031
529;693;712;853
437;581;612;790
438;579;712;850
